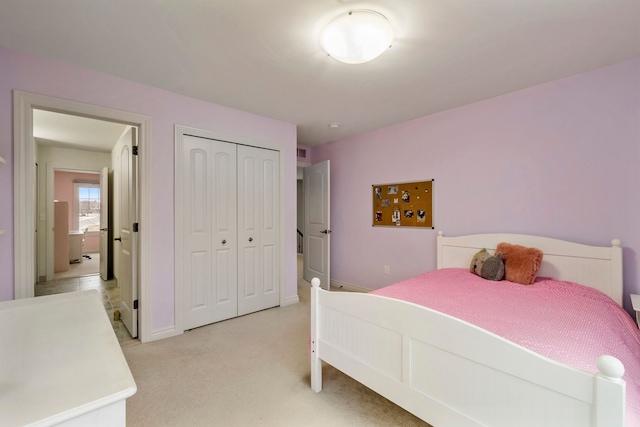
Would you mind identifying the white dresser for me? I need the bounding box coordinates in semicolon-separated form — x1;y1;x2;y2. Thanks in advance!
0;290;137;426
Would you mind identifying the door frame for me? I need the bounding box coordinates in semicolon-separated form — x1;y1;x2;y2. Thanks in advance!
13;90;152;343
99;166;109;281
174;124;287;335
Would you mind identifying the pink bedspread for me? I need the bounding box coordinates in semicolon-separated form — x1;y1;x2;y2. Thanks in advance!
372;268;640;426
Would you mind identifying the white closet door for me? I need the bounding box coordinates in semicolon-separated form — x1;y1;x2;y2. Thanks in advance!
183;136;238;330
237;145;280;316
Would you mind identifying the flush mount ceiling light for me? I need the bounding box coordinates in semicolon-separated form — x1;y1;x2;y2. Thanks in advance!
321;10;393;64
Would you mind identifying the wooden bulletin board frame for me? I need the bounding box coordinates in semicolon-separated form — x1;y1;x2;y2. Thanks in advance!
373;180;434;228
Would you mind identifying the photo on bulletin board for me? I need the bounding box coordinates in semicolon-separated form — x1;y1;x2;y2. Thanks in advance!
372;180;433;228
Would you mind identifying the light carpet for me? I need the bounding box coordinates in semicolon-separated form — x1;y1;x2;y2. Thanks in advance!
122;275;430;426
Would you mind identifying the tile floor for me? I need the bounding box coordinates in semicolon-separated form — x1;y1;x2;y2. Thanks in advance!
35;274;137;346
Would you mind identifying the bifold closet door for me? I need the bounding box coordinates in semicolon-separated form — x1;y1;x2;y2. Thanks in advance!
183;136;238;330
237;145;280;316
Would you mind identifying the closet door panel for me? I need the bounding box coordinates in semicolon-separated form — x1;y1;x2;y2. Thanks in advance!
238;146;280;316
261;156;278;296
242;247;257;297
241;156;257;232
210;144;238;322
183;145;212;329
190;251;209;309
213;150;238;310
263;245;276;293
238;152;260;306
183;136;237;329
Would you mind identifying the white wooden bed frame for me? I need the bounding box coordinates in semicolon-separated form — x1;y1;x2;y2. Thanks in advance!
310;232;627;427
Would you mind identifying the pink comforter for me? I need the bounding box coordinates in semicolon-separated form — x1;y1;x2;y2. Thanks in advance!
372;268;640;426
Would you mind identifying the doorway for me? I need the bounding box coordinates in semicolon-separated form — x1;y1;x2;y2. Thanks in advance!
13;90;151;343
50;168;103;281
33;111;136;344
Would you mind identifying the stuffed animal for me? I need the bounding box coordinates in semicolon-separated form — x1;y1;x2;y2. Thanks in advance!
470;248;491;275
470;248;505;281
480;253;505;281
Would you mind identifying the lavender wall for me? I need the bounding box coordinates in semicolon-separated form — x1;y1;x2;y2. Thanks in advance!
313;59;640;315
0;47;298;335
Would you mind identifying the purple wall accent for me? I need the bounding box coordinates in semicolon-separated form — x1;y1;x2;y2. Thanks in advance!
313;58;640;315
0;47;297;334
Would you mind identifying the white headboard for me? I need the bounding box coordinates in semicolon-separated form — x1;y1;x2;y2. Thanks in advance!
436;231;623;306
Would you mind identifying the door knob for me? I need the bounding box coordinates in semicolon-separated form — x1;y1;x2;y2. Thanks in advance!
114;237;122;241
100;228;108;231
248;237;253;242
222;240;226;245
320;229;332;234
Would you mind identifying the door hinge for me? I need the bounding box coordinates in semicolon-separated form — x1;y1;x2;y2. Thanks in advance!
133;222;139;232
132;145;139;156
133;300;139;309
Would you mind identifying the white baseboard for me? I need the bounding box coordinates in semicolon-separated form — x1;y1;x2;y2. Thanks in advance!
330;279;369;293
149;294;300;343
148;326;181;342
282;294;300;306
148;293;299;342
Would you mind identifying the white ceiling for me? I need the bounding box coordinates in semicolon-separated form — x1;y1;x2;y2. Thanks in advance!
34;110;128;153
2;1;638;147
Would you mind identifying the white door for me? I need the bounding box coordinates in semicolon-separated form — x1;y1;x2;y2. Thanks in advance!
304;161;330;289
99;166;109;280
116;128;138;338
237;145;280;316
182;136;238;329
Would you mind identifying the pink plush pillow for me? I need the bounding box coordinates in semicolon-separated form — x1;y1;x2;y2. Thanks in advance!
495;242;543;285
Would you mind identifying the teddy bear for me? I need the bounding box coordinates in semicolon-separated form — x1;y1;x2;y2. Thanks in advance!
470;248;491;275
470;249;505;281
480;253;505;281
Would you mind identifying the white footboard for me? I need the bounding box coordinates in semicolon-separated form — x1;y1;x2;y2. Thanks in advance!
310;278;626;427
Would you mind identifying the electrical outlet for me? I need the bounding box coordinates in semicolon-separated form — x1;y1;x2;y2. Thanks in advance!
384;265;390;275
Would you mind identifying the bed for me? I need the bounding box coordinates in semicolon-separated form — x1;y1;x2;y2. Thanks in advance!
310;232;640;427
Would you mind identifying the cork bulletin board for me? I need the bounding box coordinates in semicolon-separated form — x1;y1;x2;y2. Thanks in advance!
373;180;434;228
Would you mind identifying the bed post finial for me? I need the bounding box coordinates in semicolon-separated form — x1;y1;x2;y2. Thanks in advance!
611;239;622;248
597;355;625;380
594;355;625;427
437;230;444;237
310;276;322;392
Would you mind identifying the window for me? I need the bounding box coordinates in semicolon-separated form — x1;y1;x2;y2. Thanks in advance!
74;182;100;235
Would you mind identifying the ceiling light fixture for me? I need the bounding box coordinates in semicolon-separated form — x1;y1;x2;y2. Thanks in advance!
321;10;393;64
